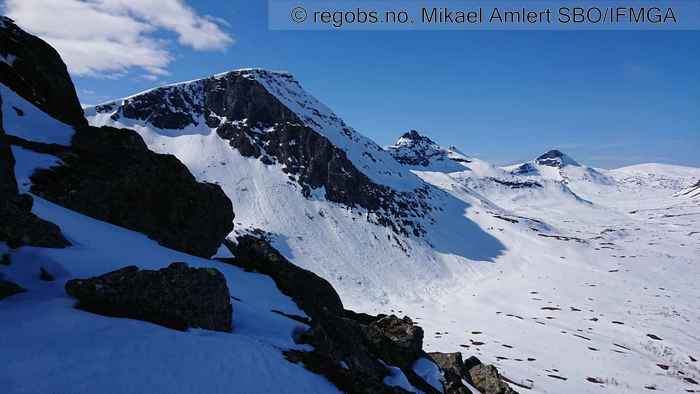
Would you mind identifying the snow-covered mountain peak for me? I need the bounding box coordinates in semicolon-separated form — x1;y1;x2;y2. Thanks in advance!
394;129;438;148
387;129;471;172
88;68;421;191
535;149;580;168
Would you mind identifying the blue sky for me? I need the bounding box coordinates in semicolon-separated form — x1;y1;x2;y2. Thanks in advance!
7;1;698;168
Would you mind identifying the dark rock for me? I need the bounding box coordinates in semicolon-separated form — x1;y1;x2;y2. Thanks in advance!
1;253;10;266
429;353;518;394
463;355;482;372
366;315;424;368
288;311;440;394
429;352;473;394
469;363;518;394
0;190;70;249
223;236;343;320
0;278;26;300
28;125;234;257
0;17;86;127
65;263;232;332
39;267;54;281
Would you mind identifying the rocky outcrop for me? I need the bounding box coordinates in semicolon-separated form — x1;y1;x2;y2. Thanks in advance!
429;352;473;394
65;263;232;332
429;353;518;394
469;363;518;394
0;17;85;127
0;94;69;249
0;275;26;301
222;235;343;320
287;312;440;394
27;125;234;257
366;315;424;368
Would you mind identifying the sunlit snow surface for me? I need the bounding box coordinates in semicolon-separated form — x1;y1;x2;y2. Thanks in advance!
81;72;700;393
0;182;339;394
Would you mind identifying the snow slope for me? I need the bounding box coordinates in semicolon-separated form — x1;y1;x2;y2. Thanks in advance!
1;146;340;394
0;83;74;145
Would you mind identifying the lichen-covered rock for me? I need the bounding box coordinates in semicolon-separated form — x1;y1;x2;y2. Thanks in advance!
469;363;518;394
65;263;232;332
29;125;234;257
429;353;517;394
366;315;424;369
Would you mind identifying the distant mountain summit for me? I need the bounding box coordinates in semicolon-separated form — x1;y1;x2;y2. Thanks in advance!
387;129;470;172
535;149;581;168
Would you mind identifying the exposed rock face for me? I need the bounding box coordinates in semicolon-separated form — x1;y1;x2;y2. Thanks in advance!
223;235;343;320
65;263;232;332
28;125;234;257
0;17;85;127
93;70;432;238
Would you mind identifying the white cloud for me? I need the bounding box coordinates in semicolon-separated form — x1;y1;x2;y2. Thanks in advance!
4;0;233;77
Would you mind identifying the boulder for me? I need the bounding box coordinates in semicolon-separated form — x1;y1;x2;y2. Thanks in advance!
366;315;424;368
65;263;232;332
30;125;234;257
469;363;518;394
